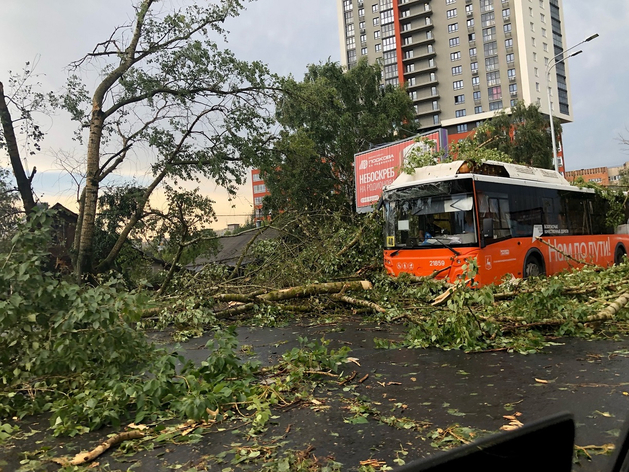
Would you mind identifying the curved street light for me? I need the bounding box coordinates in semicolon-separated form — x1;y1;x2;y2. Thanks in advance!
545;33;599;173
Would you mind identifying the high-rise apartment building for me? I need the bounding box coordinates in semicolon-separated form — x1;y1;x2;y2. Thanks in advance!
336;0;572;149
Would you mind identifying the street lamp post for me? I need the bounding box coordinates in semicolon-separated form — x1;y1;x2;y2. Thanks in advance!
545;33;599;174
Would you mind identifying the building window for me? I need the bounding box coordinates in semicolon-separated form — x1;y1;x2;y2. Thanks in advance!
405;63;415;73
467;18;475;27
473;90;481;101
360;21;365;29
484;41;498;56
480;0;494;13
469;47;477;57
457;123;469;133
465;4;473;14
253;184;267;193
542;27;547;37
372;4;379;12
433;115;440;125
481;11;495;27
506;53;514;63
375;43;381;51
346;36;356;48
488;85;502;100
510;99;518;107
482;26;496;42
505;38;513;48
447;8;457;18
533;52;538;62
253;173;263;182
347;49;357;63
449;37;460;47
432;100;439;110
254;197;263;205
452;65;463;75
409;91;418;100
448;23;459;33
472;76;480;86
360;33;367;43
347;23;355;36
530;22;534;31
358;7;365;17
502;8;510;17
487;70;500;86
455;109;467;117
343;0;353;11
509;83;518;94
507;68;516;78
489;100;503;111
381;9;394;24
474;106;483;114
408;77;416;86
374;30;381;39
446;0;456;4
383;50;397;64
471;61;478;71
403;36;413;45
382;23;395;36
431;86;438;96
539;0;544;7
455;94;465;104
504;23;511;33
535;82;540;92
540;13;546;23
468;32;476;42
451;51;461;61
430;72;436;81
373;17;380;26
543;42;548;52
485;56;499;71
534;67;539;77
453;80;464;90
532;37;536;47
361;47;368;55
404;50;414;59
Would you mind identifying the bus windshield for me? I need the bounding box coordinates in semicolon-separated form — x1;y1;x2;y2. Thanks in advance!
383;179;478;249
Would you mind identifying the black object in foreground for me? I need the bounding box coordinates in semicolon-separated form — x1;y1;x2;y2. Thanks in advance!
397;412;575;472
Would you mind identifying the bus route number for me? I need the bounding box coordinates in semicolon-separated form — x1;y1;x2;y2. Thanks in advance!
429;260;446;267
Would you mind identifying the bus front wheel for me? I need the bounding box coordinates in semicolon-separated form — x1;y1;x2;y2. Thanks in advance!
614;244;627;265
524;253;545;279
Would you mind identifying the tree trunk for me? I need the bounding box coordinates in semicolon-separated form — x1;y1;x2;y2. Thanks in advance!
157;243;184;297
76;109;105;279
0;81;36;214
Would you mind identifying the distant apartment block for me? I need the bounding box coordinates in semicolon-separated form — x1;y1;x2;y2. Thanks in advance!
251;169;270;224
565;162;629;186
336;0;573;152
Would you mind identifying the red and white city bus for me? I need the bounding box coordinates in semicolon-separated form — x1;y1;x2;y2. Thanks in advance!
382;160;629;286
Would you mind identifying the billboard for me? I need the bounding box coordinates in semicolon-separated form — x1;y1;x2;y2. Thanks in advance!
354;129;448;212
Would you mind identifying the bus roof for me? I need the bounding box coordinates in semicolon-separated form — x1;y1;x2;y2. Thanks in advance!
385;160;573;192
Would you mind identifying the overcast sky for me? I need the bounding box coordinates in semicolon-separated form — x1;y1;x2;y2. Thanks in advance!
1;0;628;227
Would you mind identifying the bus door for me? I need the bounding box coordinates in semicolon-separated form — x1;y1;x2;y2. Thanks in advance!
476;191;528;284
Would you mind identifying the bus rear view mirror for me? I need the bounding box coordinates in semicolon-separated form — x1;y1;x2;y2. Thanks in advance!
483;218;494;239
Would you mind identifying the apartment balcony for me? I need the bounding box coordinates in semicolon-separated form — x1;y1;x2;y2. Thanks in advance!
415;106;441;117
404;34;436;48
401;21;434;36
400;7;432;22
408;89;441;101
